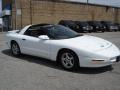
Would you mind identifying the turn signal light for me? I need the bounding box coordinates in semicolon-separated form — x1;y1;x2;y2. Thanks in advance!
92;60;105;63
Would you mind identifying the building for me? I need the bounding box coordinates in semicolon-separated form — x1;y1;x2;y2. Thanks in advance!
1;0;11;31
1;0;120;30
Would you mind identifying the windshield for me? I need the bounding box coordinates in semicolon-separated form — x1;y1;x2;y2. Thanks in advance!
45;25;82;39
105;22;114;25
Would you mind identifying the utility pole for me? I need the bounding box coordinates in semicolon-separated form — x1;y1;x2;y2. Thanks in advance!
20;0;22;28
15;0;17;29
87;0;89;4
11;0;13;30
30;0;32;24
87;0;89;11
114;8;118;23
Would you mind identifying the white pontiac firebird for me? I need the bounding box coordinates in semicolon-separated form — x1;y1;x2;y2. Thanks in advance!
6;24;120;70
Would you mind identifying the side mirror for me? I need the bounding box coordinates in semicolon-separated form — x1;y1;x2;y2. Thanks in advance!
38;35;49;40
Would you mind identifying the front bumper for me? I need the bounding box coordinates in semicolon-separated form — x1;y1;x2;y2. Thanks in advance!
79;56;120;68
95;27;105;31
83;28;92;32
109;27;119;31
79;44;120;68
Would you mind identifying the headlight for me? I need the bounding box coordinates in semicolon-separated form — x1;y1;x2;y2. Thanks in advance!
91;26;93;29
83;27;86;29
90;26;93;29
110;26;114;29
96;26;99;29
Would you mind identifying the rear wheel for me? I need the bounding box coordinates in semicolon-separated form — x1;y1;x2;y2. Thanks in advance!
58;50;79;70
11;42;21;56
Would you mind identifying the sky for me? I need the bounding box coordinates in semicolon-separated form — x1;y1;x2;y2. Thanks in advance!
65;0;120;7
90;0;120;7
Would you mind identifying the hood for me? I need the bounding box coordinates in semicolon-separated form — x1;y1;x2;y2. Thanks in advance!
60;35;112;51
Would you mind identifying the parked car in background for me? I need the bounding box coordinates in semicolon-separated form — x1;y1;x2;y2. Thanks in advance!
58;20;79;32
75;21;93;33
101;21;119;32
87;21;105;32
115;23;120;31
0;24;2;32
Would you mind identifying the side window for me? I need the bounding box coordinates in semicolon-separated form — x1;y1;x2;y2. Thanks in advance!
24;26;46;37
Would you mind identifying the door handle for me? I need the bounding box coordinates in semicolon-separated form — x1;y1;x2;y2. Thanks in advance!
22;39;26;41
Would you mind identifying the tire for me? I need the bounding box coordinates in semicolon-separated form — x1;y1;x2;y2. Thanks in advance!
11;42;21;56
102;30;104;33
88;31;91;33
58;50;79;70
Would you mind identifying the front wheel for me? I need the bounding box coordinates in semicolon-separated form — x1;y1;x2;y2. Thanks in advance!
59;50;79;70
11;42;21;56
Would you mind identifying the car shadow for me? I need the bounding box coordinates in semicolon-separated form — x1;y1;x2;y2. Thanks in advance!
2;49;113;74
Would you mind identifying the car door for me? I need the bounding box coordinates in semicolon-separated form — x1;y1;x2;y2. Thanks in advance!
20;26;50;59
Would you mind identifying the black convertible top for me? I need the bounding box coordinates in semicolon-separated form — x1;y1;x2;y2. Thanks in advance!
31;23;51;27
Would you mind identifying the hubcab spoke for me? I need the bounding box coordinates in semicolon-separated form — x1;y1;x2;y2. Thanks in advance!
62;52;74;68
68;60;73;66
12;44;19;54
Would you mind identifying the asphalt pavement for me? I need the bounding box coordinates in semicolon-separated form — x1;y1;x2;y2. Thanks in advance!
0;32;120;90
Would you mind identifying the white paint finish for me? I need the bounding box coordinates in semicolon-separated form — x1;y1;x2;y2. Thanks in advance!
20;35;50;59
19;25;31;35
6;25;120;67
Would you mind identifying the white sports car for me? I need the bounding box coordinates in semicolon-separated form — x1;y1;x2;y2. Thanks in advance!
6;24;120;70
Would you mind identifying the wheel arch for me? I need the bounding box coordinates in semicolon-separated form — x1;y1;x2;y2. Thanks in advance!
10;40;18;46
10;40;21;50
10;40;21;56
56;48;79;63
